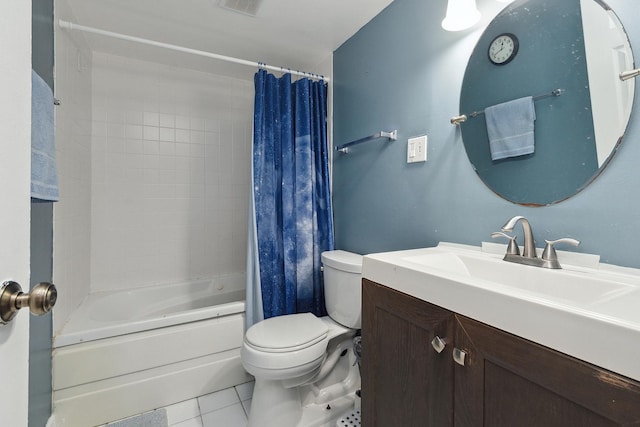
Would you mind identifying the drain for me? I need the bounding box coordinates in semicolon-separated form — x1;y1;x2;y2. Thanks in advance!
336;410;361;426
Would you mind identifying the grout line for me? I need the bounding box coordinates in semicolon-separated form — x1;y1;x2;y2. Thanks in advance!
241;402;250;418
233;386;249;417
233;386;243;402
195;396;204;420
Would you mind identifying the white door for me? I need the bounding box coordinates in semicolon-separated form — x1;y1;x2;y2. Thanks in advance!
581;0;635;166
0;1;33;426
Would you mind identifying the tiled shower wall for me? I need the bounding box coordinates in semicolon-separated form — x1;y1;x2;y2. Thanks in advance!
90;53;253;292
53;34;254;332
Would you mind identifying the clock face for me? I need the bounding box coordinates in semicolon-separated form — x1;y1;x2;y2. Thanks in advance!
488;33;519;65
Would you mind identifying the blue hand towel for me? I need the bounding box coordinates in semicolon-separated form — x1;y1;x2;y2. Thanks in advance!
31;70;59;202
485;96;536;161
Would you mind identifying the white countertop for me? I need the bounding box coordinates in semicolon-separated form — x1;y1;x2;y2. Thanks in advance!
362;242;640;381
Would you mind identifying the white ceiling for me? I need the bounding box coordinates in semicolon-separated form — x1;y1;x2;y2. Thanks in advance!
61;0;395;79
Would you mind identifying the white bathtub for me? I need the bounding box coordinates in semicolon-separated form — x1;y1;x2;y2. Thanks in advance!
54;275;246;347
52;275;253;427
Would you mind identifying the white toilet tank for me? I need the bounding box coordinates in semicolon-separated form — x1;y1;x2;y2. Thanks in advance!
321;250;363;329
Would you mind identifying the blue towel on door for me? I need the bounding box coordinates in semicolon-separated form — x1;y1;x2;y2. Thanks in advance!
485;96;536;161
31;70;59;202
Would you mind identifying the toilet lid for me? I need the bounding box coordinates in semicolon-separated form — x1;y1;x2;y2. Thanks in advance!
245;312;329;352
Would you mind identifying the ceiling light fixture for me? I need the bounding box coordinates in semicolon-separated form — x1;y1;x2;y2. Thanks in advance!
441;0;481;31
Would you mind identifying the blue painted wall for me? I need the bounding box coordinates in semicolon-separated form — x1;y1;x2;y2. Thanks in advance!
333;0;640;268
30;0;54;425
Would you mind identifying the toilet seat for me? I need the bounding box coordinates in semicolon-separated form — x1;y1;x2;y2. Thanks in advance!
245;312;329;352
242;313;330;371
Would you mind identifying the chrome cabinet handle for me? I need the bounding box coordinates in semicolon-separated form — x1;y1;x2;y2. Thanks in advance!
453;347;467;366
431;336;446;353
0;281;57;325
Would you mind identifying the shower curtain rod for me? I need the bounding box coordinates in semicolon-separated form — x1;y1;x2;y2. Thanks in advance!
58;20;330;82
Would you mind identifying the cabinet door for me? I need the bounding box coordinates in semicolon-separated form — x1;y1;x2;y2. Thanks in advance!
454;315;640;426
362;279;455;426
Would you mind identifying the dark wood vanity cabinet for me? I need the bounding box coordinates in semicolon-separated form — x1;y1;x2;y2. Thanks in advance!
362;278;455;426
362;279;640;426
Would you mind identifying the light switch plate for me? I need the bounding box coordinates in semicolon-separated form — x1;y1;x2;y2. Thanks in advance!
407;135;427;163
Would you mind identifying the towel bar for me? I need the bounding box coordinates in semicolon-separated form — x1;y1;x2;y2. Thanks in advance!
336;130;397;154
451;88;564;126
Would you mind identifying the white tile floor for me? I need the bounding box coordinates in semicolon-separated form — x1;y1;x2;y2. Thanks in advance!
165;382;254;427
104;380;362;427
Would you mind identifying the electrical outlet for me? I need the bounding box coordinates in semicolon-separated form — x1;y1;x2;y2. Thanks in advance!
407;135;427;163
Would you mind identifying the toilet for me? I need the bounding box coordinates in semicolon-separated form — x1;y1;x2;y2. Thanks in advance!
242;250;363;427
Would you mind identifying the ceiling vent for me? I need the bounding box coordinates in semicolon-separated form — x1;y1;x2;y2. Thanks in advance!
218;0;263;17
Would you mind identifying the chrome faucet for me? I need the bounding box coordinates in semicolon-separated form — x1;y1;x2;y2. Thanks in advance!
501;216;536;259
494;216;580;269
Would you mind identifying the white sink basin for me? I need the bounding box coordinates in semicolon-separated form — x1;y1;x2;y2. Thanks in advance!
401;251;635;306
362;242;640;381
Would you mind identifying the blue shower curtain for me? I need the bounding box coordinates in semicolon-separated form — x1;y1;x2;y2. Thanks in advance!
246;69;334;326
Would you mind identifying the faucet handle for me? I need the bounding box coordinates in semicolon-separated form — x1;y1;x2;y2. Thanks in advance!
542;238;580;262
491;232;520;255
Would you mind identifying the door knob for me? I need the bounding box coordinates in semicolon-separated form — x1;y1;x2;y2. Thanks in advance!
0;281;57;325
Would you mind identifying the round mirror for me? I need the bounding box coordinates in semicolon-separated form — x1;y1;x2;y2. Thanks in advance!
459;0;635;206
